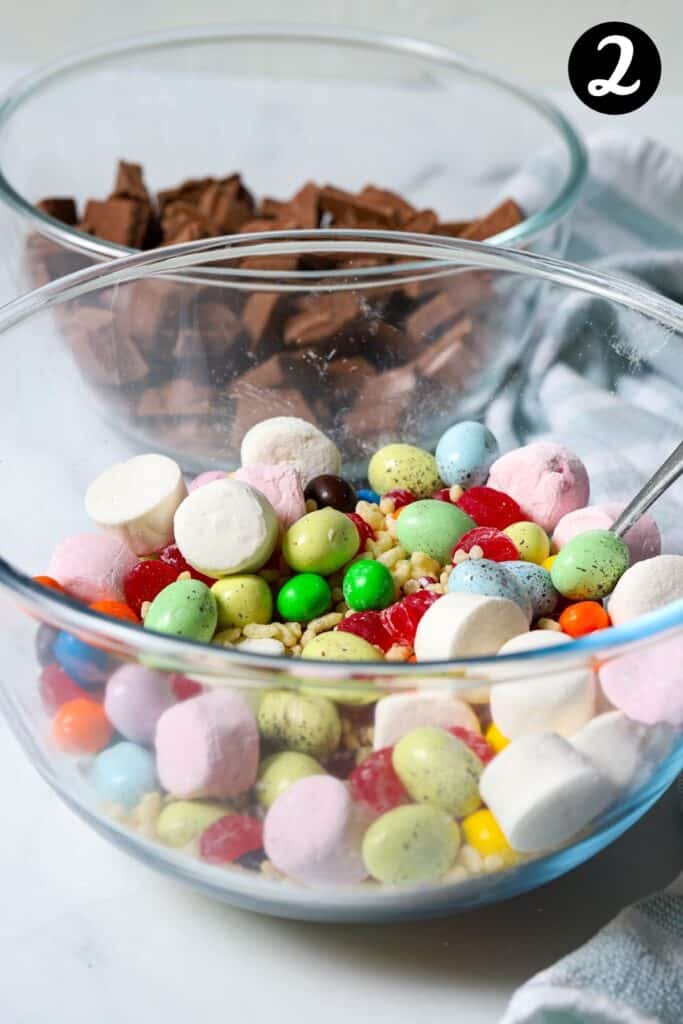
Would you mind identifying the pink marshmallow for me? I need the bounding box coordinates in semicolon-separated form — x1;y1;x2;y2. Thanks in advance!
188;471;227;493
234;463;306;530
553;503;661;564
49;532;138;603
599;635;683;727
155;690;259;799
264;775;368;887
105;664;176;745
487;442;590;534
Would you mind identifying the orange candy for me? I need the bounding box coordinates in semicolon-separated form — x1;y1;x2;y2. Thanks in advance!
33;575;65;594
559;601;610;638
52;698;113;754
89;600;140;624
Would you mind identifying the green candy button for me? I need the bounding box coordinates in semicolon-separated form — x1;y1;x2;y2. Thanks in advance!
276;573;332;622
343;559;395;611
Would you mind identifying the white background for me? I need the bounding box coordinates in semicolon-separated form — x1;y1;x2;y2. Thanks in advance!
1;4;682;1022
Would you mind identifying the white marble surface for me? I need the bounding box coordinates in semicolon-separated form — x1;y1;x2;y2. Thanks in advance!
0;52;682;1022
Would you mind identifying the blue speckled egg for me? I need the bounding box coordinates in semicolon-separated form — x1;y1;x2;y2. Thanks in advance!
53;631;115;688
503;561;559;619
447;559;532;622
92;742;158;809
435;421;499;488
356;488;380;504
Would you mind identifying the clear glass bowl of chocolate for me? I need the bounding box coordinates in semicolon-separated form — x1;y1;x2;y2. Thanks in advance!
0;233;681;922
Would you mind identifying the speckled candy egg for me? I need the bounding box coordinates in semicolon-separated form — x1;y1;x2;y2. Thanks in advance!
211;575;273;629
392;727;483;817
257;690;341;758
550;529;630;600
362;804;460;884
301;631;383;661
368;444;441;499
503;561;559;618
144;579;218;642
396;500;475;564
447;559;533;622
92;741;158;810
282;508;359;575
435;421;499;487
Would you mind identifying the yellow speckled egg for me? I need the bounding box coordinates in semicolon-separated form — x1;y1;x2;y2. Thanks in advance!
368;444;441;498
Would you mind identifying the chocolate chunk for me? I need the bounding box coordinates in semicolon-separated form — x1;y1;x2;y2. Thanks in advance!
137;379;212;418
161;201;214;245
111;161;150;204
195;298;242;351
260;182;321;230
36;198;78;225
406;272;491;340
231;386;316;441
240;252;299;273
196;174;254;234
66;306;150;387
401;209;439;234
435;220;471;238
345;363;417;437
459;198;523;241
414;316;475;389
284;292;360;346
82;198;150;248
323;355;378;405
157;177;215;215
358;185;415;223
242;292;283;346
319;186;397;228
113;279;182;356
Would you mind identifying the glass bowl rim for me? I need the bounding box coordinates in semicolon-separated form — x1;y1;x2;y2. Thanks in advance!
0;21;588;257
2;229;683;681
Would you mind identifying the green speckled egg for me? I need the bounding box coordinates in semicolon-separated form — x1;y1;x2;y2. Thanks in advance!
257;751;325;809
211;574;273;629
368;444;441;498
156;800;227;847
257;690;341;757
550;529;629;600
282;508;359;575
362;804;460;884
393;727;483;817
301;631;382;661
144;579;217;642
396;499;476;564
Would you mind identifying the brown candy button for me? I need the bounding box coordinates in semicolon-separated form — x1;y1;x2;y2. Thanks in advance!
304;475;357;513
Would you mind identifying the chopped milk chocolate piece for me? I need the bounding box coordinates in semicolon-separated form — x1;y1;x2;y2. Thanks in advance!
173;328;207;365
112;161;150;203
406;272;491;339
83;198;151;248
401;209;439;234
324;355;378;404
414;316;474;383
66;307;150;387
196;174;254;233
242;293;283;346
436;220;471;238
284;292;360;346
231;386;316;440
138;379;212;418
161;201;214;245
195;298;242;351
260;182;320;229
358;185;415;223
319;186;396;228
345;364;417;436
241;253;299;273
157;177;215;215
460;198;523;241
236;354;289;390
113;279;182;355
36;198;78;225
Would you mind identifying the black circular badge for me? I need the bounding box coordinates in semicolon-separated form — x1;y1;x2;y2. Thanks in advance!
568;22;661;114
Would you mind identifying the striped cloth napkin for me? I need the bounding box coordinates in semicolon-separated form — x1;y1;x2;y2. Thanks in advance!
497;132;683;1024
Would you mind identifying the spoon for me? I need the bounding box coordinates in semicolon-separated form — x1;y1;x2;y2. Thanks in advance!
610;441;683;538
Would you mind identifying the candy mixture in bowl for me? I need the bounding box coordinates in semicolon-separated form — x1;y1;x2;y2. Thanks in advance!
0;235;682;922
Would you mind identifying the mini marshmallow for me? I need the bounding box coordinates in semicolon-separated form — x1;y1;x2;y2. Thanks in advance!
85;453;187;555
234;463;306;530
49;532;138;603
607;555;683;626
264;775;368;887
571;710;675;791
188;470;227;492
414;592;528;660
489;631;596;738
104;664;176;745
173;478;278;578
487;442;589;534
479;731;615;852
599;634;683;726
553;503;661;564
373;691;480;750
155;690;259;800
240;416;342;486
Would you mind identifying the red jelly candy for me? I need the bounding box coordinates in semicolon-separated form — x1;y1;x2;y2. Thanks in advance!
381;590;440;647
123;560;179;617
457;486;523;530
453;527;519;563
170;675;203;701
39;664;87;714
337;611;393;652
350;748;409;814
346;513;374;551
448;726;495;764
383;489;415;510
159;544;214;587
199;814;264;865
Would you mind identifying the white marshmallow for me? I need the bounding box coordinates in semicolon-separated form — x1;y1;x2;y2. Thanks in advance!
571;711;675;792
414;592;528;661
607;555;683;626
85;453;187;555
479;732;615;852
373;691;480;750
173;478;278;578
489;631;596;738
240;416;342;486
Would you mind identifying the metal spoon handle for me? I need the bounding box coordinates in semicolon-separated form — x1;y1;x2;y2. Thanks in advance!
611;441;683;538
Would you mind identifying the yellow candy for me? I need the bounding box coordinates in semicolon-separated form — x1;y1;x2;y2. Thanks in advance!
542;554;557;571
462;809;516;865
504;521;550;565
485;723;509;753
